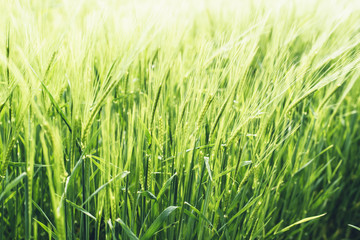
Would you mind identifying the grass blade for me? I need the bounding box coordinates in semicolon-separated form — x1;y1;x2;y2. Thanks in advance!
116;218;139;240
0;172;26;201
140;206;178;240
277;213;327;234
348;224;360;232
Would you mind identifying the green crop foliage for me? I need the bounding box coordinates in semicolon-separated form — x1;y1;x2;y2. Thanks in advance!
0;0;360;239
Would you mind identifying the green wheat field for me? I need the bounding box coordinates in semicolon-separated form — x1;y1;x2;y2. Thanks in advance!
0;0;360;239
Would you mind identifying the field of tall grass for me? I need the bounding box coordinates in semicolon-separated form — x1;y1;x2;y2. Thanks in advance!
0;0;360;239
